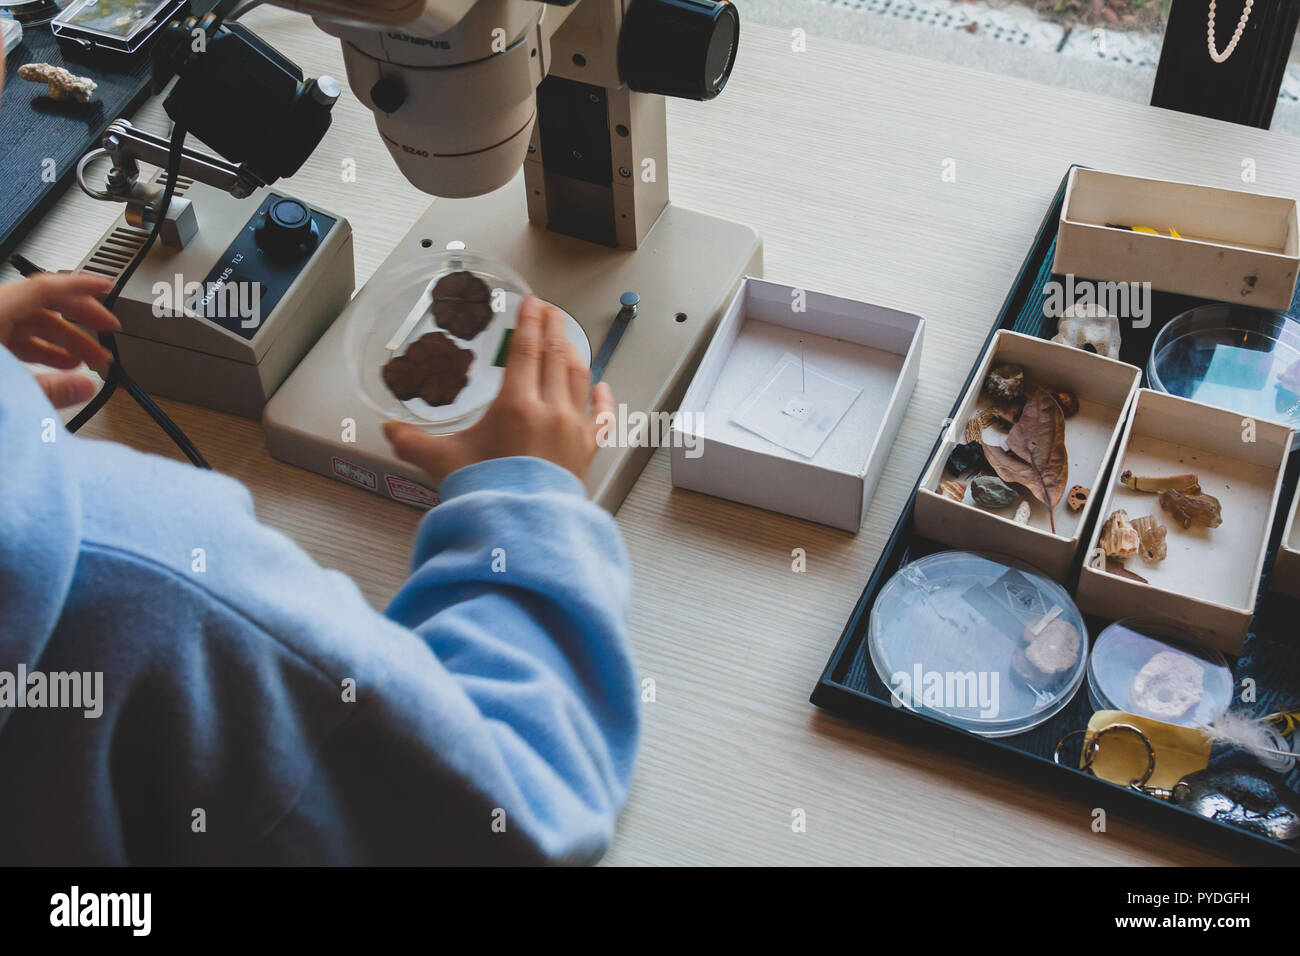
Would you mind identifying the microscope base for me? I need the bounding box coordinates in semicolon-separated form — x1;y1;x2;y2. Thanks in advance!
263;175;763;512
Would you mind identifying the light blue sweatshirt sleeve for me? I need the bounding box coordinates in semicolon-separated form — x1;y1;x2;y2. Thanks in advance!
0;330;638;864
236;457;641;864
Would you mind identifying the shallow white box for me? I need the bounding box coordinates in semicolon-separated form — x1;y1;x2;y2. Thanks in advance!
1272;484;1300;600
669;277;924;532
1053;168;1300;311
914;331;1142;581
1077;389;1293;654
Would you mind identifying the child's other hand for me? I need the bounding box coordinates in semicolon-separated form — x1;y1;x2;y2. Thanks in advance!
384;295;613;486
0;272;120;409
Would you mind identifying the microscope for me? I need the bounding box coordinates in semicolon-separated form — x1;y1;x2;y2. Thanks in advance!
83;0;762;511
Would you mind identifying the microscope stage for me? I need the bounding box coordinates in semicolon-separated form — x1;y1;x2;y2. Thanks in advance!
263;174;762;512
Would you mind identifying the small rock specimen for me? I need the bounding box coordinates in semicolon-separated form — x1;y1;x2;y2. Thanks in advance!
970;475;1018;510
17;63;97;103
1013;500;1031;525
1120;470;1198;493
1131;650;1203;720
984;364;1025;403
1131;514;1167;562
945;440;986;477
938;479;966;502
1014;618;1082;687
382;331;474;406
432;270;493;340
1052;303;1122;359
1045;386;1079;418
1100;509;1140;558
1067;485;1089;512
1159;486;1223;529
1172;769;1300;842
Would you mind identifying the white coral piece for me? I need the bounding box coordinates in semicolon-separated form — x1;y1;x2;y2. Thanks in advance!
1052;302;1121;359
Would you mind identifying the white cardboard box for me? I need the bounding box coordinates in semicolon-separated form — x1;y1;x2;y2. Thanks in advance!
914;330;1142;581
1053;168;1300;311
1077;388;1293;654
669;277;924;532
1272;484;1300;600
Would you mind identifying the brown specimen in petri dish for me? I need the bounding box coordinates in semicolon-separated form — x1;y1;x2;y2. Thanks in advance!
432;271;494;340
382;331;474;406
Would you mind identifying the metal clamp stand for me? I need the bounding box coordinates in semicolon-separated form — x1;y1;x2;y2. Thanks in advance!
75;119;264;249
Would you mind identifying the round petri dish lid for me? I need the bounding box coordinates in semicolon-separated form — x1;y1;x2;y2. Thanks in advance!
867;551;1089;737
1087;617;1232;727
1148;304;1300;450
347;248;589;432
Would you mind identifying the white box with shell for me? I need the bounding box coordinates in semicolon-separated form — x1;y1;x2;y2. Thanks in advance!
1053;168;1300;311
914;330;1141;581
1268;483;1300;600
1077;389;1293;654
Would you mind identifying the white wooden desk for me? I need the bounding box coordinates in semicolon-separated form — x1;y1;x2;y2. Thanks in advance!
13;10;1291;864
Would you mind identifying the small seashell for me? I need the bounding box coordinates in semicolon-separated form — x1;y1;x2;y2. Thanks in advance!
1100;509;1140;558
1013;500;1031;525
1067;485;1089;511
938;479;966;502
970;475;1018;510
984;364;1025;403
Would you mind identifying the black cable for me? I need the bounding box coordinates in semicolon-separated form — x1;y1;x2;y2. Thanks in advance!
60;0;247;467
66;123;211;469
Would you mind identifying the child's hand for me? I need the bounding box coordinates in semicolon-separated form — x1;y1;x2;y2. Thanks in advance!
384;295;614;486
0;272;120;409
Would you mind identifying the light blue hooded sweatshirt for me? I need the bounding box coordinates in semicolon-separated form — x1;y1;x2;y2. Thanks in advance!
0;345;638;864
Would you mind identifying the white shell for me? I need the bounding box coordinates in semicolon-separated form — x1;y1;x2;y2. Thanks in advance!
1051;302;1122;359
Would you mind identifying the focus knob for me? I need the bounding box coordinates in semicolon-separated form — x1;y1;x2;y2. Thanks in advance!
370;76;406;113
255;198;318;259
619;0;740;101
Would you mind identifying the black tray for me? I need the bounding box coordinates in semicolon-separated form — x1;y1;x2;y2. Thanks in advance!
811;166;1300;864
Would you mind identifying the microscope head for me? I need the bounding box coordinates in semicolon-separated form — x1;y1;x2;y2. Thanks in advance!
272;0;739;199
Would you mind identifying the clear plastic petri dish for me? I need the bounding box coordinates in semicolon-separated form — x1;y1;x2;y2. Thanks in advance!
348;248;589;432
868;550;1089;737
1087;617;1232;727
1148;304;1300;450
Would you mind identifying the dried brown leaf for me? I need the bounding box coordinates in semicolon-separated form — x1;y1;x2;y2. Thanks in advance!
981;386;1068;532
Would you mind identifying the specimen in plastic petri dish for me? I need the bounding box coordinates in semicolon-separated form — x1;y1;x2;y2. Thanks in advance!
868;550;1089;737
348;249;589;431
1148;304;1300;450
1087;617;1232;728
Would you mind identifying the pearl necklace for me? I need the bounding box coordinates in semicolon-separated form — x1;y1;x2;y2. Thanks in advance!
1208;0;1254;63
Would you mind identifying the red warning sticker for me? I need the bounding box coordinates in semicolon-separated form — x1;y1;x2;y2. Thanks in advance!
331;456;377;490
386;474;440;508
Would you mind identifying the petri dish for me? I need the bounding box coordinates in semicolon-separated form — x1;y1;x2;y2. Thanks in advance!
1087;618;1232;727
348;248;589;432
1148;304;1300;450
868;551;1089;737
